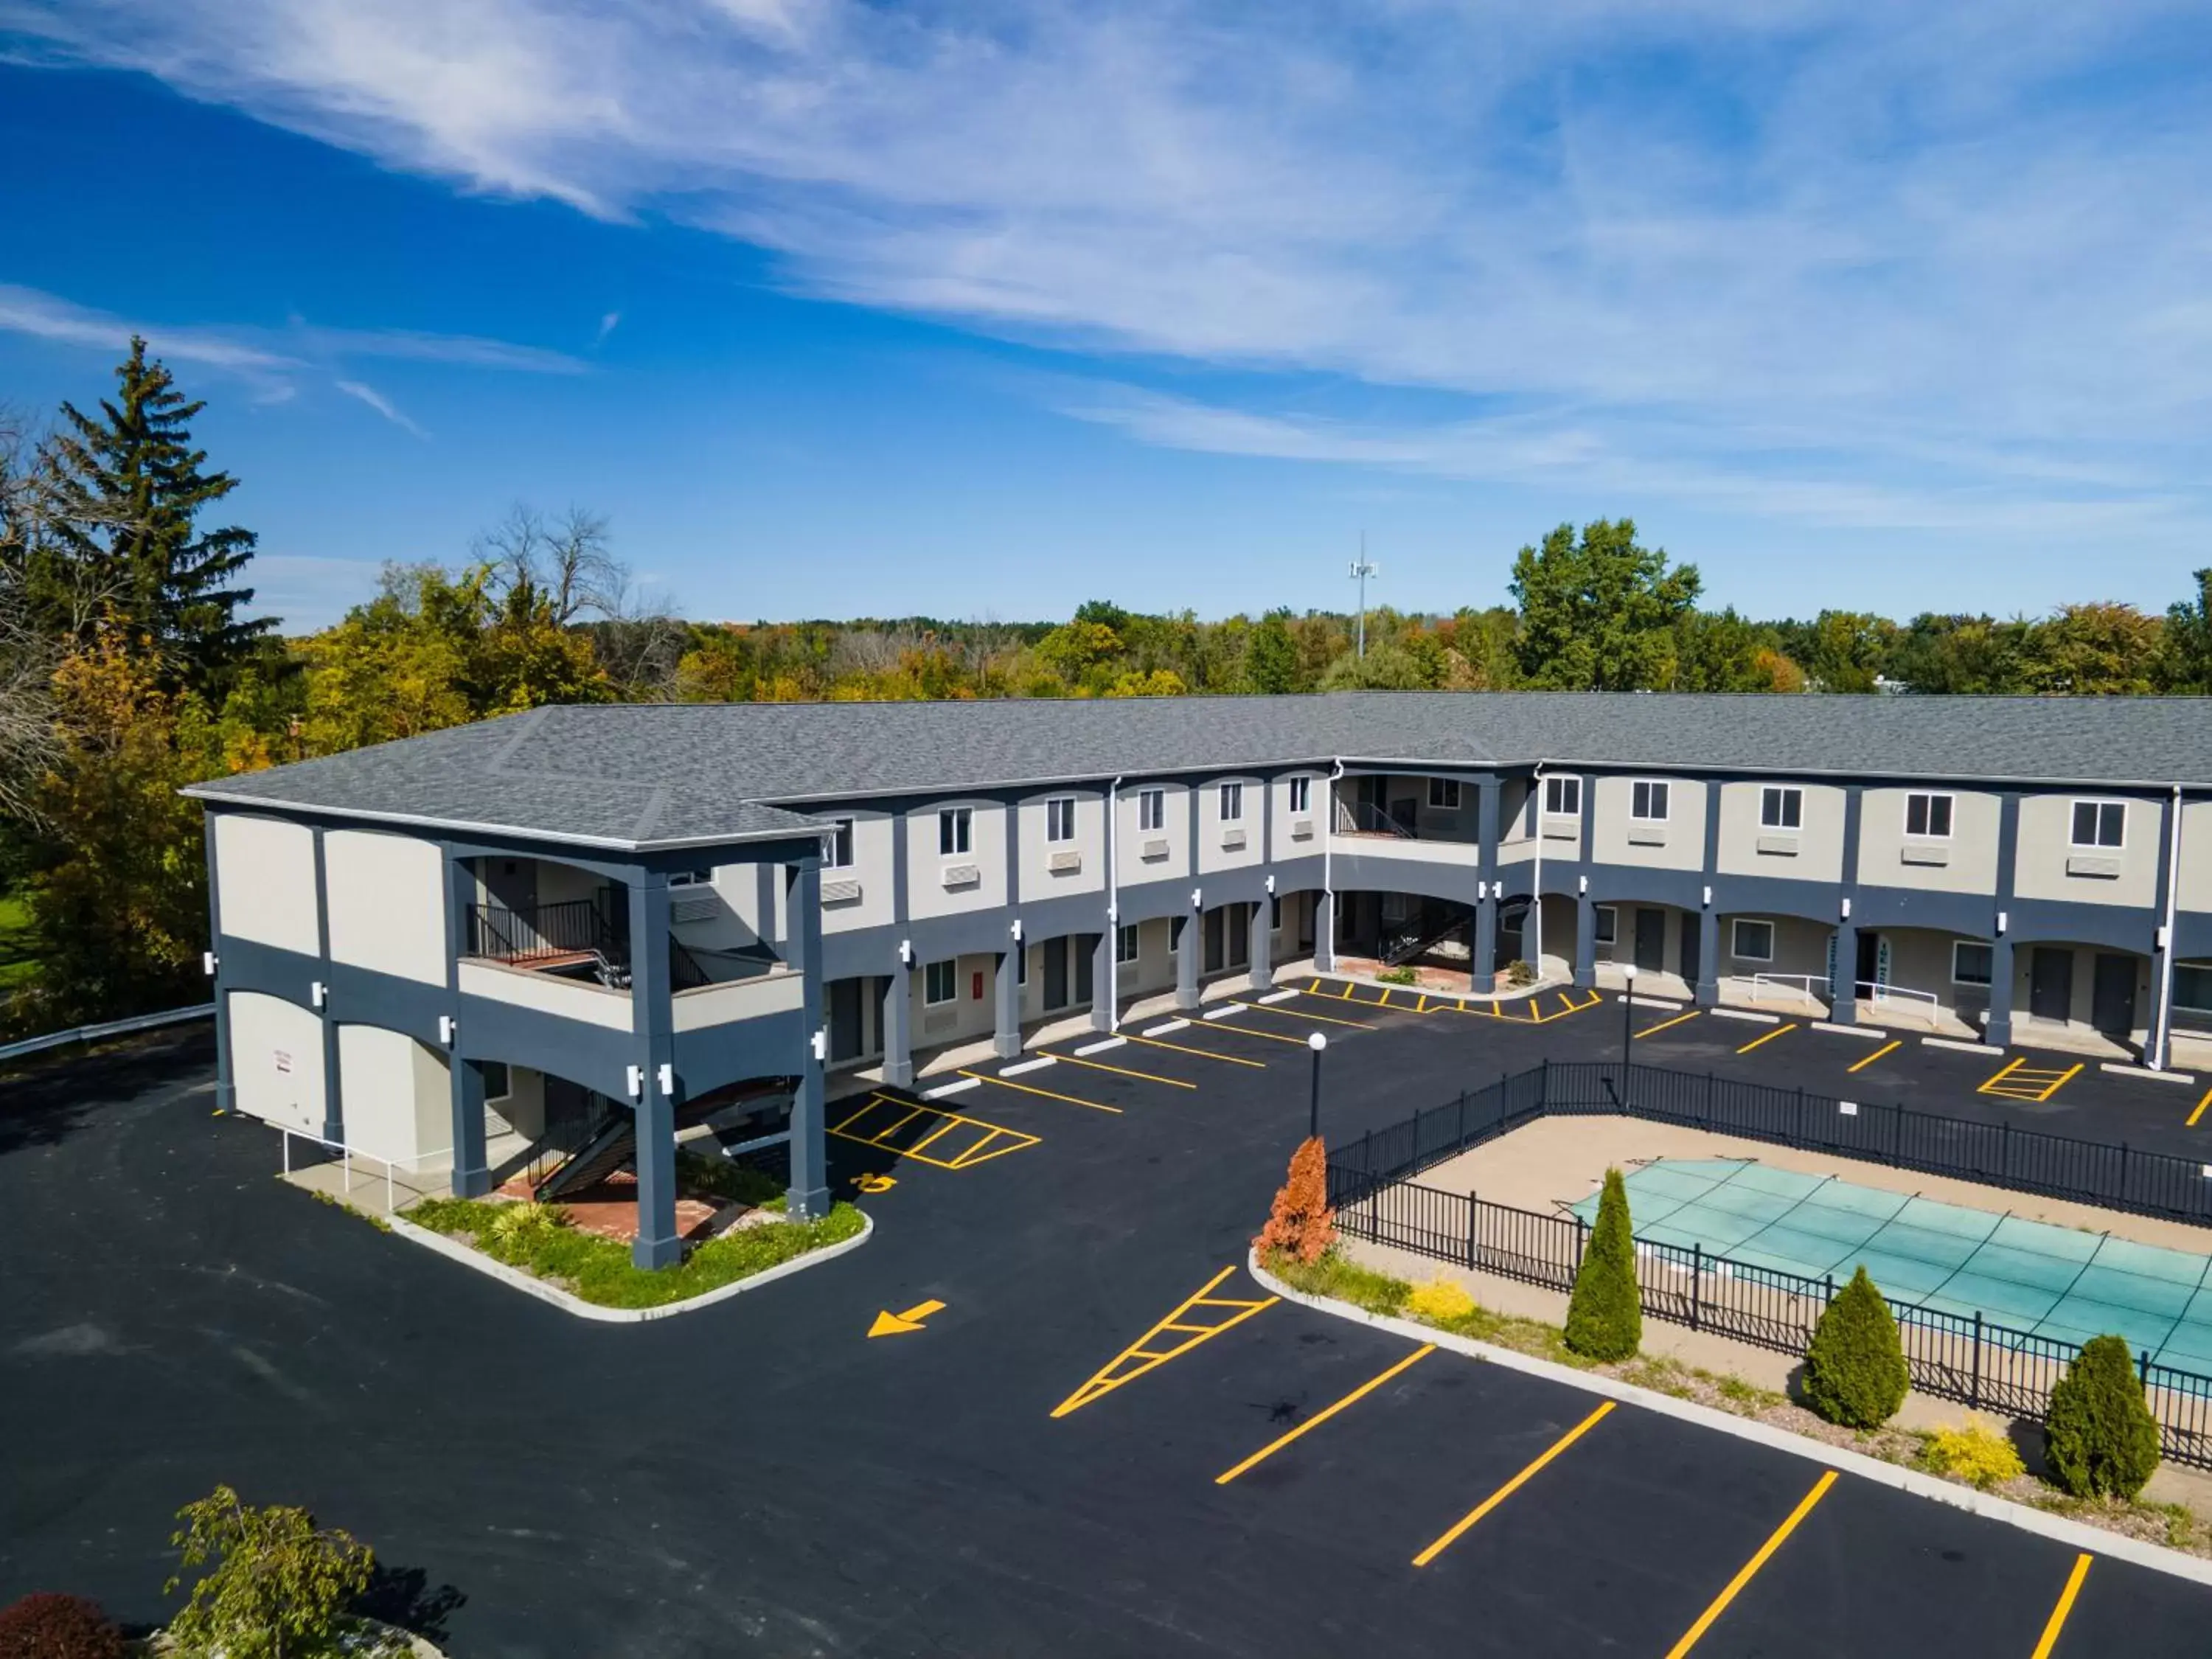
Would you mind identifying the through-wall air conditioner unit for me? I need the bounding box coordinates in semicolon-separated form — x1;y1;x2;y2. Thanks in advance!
1220;827;1248;850
821;878;863;905
1141;838;1171;860
670;892;721;924
1289;818;1315;840
941;863;981;888
1047;849;1082;874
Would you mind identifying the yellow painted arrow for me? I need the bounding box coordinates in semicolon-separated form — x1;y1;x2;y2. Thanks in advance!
868;1298;946;1338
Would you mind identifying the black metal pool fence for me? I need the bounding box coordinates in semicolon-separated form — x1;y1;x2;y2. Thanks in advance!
1325;1059;2212;1470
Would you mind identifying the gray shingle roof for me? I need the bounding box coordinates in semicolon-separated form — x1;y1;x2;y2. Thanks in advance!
183;692;2212;849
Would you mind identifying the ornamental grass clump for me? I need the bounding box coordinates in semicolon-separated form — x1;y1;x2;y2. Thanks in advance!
1564;1168;1641;1361
2045;1333;2161;1500
1803;1265;1910;1428
1255;1135;1336;1265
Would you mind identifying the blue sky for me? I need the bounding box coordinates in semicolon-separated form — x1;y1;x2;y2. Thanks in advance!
2;2;2208;633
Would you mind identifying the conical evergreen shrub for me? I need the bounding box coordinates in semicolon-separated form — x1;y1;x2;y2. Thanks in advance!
1802;1265;1910;1427
2045;1333;2160;1500
1254;1136;1336;1265
1565;1168;1641;1361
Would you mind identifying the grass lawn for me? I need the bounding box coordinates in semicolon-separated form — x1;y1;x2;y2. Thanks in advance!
0;890;34;998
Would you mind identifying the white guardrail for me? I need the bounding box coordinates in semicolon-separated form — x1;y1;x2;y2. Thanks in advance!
1745;973;1941;1029
281;1127;456;1217
0;1001;215;1065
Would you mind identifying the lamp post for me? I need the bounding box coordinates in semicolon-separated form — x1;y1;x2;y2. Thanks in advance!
1619;961;1638;1106
1307;1030;1328;1141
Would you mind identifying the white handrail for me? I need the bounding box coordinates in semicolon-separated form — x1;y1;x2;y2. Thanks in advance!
1748;973;1828;1006
1857;978;1941;1028
279;1127;456;1215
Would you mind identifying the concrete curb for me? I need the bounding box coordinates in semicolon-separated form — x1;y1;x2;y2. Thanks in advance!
1248;1248;2212;1587
389;1211;874;1324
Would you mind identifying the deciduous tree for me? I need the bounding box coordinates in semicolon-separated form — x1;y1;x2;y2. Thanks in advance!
1509;519;1700;691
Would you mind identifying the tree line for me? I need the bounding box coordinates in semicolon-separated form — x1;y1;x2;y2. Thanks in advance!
4;341;2210;1033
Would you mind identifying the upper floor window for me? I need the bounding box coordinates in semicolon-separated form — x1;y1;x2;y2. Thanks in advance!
1761;787;1802;830
1138;787;1166;831
1428;776;1461;810
924;959;958;1004
2071;799;2126;849
824;818;855;869
1630;779;1671;822
939;807;972;858
1219;782;1244;821
1544;775;1582;815
1289;776;1312;815
667;869;713;887
1905;792;1952;838
1116;923;1139;964
1046;796;1077;843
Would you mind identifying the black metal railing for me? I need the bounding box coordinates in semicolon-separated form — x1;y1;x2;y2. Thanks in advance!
465;897;614;966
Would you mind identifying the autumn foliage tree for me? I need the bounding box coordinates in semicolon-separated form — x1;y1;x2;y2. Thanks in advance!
1255;1135;1336;1264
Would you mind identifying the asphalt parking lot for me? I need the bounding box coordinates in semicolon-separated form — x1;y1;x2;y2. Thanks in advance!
5;998;2211;1656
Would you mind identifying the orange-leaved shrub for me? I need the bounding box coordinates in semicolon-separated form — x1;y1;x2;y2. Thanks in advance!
1255;1135;1337;1264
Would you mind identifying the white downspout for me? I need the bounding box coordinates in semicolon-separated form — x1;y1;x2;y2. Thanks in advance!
1106;774;1123;1031
2154;781;2183;1071
1531;763;1547;979
1323;759;1345;970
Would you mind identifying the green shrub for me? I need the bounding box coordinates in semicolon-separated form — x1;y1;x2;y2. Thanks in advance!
164;1485;375;1659
2045;1333;2161;1500
1504;959;1538;988
0;1593;127;1659
1564;1168;1641;1361
1921;1422;2025;1490
1376;967;1419;986
1802;1265;1910;1427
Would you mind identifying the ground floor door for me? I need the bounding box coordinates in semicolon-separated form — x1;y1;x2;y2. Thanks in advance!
1227;903;1251;969
1856;931;1881;993
2092;953;2137;1037
1633;907;1666;973
1043;936;1069;1009
1497;900;1526;971
828;978;866;1062
1074;935;1095;1006
1203;908;1225;973
1680;915;1701;987
2030;946;2074;1022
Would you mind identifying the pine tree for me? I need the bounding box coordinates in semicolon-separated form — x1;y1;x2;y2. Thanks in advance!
1564;1168;1641;1360
35;338;274;695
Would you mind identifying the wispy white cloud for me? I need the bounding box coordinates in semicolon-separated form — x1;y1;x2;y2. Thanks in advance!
334;378;428;439
595;310;621;345
0;282;303;373
8;0;2211;542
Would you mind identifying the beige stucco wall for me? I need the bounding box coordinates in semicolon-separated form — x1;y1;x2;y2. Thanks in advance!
1714;782;1846;883
1855;787;2000;894
324;830;445;984
905;799;1010;920
1017;788;1107;904
818;810;897;935
2011;793;2162;910
458;959;633;1030
1268;771;1326;863
1118;782;1192;888
2180;800;2212;916
1590;775;1706;873
337;1023;451;1166
671;967;805;1032
914;950;1001;1045
228;990;325;1133
213;815;321;956
1195;775;1265;876
1717;912;1832;984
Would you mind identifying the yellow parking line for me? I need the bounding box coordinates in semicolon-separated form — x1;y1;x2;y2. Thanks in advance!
2188;1087;2212;1130
1237;1000;1373;1031
1661;1470;1835;1658
1216;1345;1436;1486
1635;1009;1702;1041
1200;1020;1335;1048
1121;1032;1268;1069
957;1068;1124;1115
1411;1401;1615;1567
2030;1553;2093;1659
1051;1265;1276;1417
1736;1022;1798;1055
1377;986;1395;1007
1848;1038;1904;1074
1557;992;1576;1018
1046;1051;1197;1090
1979;1055;2028;1095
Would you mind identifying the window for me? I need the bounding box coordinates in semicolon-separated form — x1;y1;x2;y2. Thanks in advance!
1289;776;1312;815
1046;796;1077;843
2070;799;2126;849
667;869;712;888
1138;787;1165;831
1760;787;1802;830
1731;919;1775;962
1905;792;1953;838
1593;905;1617;945
824;818;855;869
1952;941;1995;987
2176;964;2212;1018
1545;775;1582;815
1428;776;1461;810
924;959;957;1005
1631;779;1670;821
1116;923;1139;964
1219;782;1244;821
481;1061;511;1101
938;807;972;857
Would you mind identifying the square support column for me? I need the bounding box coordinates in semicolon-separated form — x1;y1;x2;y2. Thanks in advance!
881;957;914;1088
1470;776;1501;995
629;872;681;1268
1175;914;1200;1009
1829;922;1858;1026
1315;889;1336;972
993;942;1022;1058
1091;928;1116;1032
1470;892;1498;995
1695;907;1719;1009
448;1055;490;1199
1248;899;1273;991
785;860;830;1220
1986;935;2015;1047
203;818;234;1114
1573;891;1596;990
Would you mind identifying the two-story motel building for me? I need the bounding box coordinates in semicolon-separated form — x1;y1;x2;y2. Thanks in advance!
185;692;2212;1266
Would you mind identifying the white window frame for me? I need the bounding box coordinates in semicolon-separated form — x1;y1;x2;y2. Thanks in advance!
1219;782;1244;822
667;869;713;888
1288;776;1311;815
1428;776;1461;810
1045;796;1077;844
1116;923;1139;964
1544;775;1582;816
824;818;855;870
1952;940;1995;987
2070;799;2126;850
1630;779;1671;822
1760;786;1802;830
1138;787;1166;832
939;807;972;858
923;959;957;1006
1730;919;1775;963
1593;905;1617;946
2174;962;2212;1018
1904;792;1953;840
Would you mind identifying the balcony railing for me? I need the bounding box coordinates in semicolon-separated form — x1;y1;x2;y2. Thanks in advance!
1334;799;1418;838
467;897;719;993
